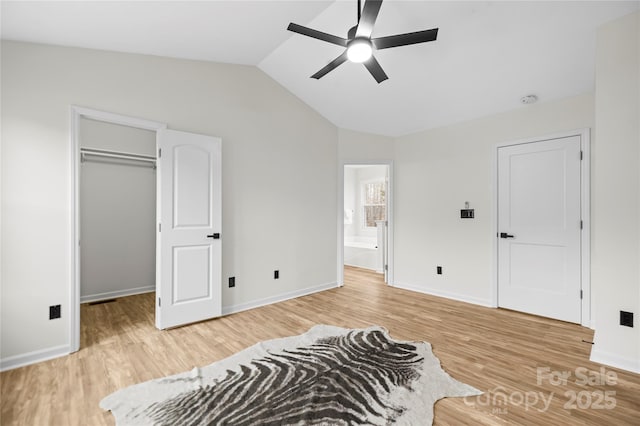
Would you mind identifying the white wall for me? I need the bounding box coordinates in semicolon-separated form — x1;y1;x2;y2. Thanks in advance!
394;94;594;306
338;128;394;162
79;118;156;302
1;41;338;363
590;12;640;373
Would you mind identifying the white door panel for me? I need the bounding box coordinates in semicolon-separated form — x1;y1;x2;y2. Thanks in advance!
172;245;211;303
498;136;581;323
157;129;221;329
174;145;212;228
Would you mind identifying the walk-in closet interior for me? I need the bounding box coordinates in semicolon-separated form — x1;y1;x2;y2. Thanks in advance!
79;118;156;304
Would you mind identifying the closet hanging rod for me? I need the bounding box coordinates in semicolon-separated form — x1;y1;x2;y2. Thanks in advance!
80;148;156;164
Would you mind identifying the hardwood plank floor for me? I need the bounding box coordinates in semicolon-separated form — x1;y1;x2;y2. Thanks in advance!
2;266;639;425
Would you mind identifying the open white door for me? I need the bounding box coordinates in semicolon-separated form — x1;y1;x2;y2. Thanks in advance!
156;129;222;329
497;136;582;323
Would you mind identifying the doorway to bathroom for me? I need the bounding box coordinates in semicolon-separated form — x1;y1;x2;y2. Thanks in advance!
340;163;393;286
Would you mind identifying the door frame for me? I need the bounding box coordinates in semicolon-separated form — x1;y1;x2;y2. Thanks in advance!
492;128;591;328
69;106;167;352
338;160;394;286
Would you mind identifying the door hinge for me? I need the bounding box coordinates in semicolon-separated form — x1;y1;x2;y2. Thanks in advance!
580;151;583;160
158;148;162;158
580;290;583;299
158;297;161;307
580;220;583;230
385;264;388;271
158;223;161;232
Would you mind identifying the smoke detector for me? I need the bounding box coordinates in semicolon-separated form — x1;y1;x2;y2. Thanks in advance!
520;95;538;104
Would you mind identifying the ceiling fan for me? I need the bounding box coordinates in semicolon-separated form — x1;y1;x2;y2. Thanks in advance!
287;0;438;83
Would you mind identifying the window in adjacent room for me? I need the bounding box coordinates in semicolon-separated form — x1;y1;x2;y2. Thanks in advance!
362;180;386;228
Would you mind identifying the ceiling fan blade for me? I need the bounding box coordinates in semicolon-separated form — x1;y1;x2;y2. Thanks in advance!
363;55;388;83
355;0;383;38
287;23;348;47
373;28;438;50
311;51;349;79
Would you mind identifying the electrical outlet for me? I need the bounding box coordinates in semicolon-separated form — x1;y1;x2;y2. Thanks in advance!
274;270;279;279
49;305;61;320
436;266;442;275
229;277;235;288
620;311;634;327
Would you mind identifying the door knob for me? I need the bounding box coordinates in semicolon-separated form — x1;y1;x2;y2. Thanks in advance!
207;233;220;239
500;232;515;239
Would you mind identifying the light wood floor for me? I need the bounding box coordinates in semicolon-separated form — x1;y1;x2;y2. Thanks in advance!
2;267;639;425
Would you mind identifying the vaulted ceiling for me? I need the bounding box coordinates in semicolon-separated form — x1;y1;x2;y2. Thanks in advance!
2;1;638;136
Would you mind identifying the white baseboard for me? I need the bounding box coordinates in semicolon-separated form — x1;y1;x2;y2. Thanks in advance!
344;262;376;271
80;285;155;303
393;281;493;307
0;344;70;372
222;281;339;316
1;283;337;371
590;348;640;374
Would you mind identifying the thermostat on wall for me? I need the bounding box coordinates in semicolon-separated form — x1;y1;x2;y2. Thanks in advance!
461;209;474;219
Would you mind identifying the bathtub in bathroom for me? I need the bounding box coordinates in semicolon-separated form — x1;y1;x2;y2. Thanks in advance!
344;236;382;271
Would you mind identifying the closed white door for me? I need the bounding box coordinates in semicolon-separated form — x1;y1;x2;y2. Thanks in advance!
497;136;582;323
156;129;222;329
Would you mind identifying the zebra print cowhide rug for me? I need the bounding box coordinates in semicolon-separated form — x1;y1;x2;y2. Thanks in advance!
100;325;481;425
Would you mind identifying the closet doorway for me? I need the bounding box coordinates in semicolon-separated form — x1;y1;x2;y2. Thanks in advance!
70;107;223;353
79;118;157;305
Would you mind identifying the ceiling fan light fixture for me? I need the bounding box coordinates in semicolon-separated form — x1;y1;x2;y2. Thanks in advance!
346;39;372;63
287;0;438;82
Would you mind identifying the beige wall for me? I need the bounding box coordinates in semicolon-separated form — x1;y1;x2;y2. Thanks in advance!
391;10;639;373
1;41;338;362
591;11;640;372
338;128;394;162
393;94;594;306
2;11;638;373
